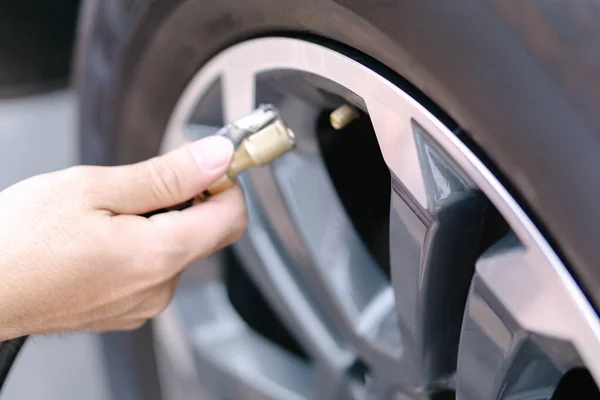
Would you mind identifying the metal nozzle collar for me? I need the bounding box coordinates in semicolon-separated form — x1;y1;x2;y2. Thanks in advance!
197;116;296;201
215;104;279;147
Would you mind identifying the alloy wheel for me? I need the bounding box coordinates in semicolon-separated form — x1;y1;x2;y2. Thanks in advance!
155;38;600;399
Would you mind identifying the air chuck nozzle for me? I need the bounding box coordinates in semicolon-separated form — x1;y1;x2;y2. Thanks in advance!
197;119;296;200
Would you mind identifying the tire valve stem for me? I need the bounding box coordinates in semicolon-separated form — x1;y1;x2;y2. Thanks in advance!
330;104;359;130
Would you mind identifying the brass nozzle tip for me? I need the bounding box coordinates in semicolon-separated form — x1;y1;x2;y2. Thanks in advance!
330;104;358;130
243;119;296;166
198;117;296;200
207;119;296;193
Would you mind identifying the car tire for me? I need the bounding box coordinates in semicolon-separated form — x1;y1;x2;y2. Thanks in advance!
75;0;600;398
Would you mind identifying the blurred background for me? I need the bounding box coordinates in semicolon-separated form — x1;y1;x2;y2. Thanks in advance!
0;91;111;399
0;1;112;393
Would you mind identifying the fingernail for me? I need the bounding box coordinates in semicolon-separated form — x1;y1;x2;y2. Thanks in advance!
189;136;234;172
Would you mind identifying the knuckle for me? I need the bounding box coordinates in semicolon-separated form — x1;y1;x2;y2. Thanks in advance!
153;237;187;271
139;244;185;285
153;223;182;252
130;246;170;284
141;252;175;283
64;165;91;180
146;159;183;203
64;166;100;194
150;223;190;265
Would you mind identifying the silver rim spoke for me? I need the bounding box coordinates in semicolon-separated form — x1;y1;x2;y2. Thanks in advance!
457;234;582;400
268;152;388;325
367;101;428;209
162;282;316;400
382;117;488;392
235;182;354;365
247;150;409;387
222;68;255;124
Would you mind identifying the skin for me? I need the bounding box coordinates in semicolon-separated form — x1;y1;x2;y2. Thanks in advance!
0;136;247;340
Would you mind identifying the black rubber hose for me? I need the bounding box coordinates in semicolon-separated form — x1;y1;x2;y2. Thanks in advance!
0;337;27;389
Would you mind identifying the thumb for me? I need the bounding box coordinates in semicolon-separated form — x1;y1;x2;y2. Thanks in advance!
98;136;234;214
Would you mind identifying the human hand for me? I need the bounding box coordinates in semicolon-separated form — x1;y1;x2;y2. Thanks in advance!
0;136;246;339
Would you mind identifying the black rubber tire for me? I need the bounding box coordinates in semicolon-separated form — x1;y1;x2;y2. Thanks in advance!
75;0;600;395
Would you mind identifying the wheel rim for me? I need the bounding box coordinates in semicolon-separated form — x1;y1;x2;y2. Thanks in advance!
156;37;600;399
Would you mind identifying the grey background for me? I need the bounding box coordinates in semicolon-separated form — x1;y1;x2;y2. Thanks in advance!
0;91;110;400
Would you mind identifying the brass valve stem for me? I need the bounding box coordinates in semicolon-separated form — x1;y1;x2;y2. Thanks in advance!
330;104;359;130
